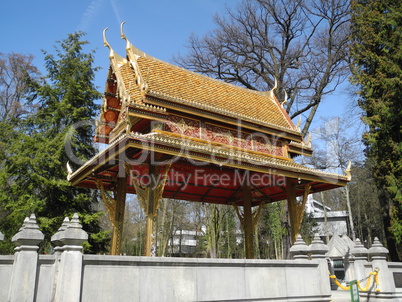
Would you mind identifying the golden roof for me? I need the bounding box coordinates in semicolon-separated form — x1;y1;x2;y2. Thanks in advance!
98;27;309;149
104;26;300;137
133;56;293;130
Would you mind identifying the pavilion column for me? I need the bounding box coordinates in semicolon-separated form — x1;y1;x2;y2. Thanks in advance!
97;173;127;255
285;177;311;244
130;162;170;256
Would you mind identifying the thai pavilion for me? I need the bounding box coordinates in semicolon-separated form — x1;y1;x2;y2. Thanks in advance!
68;24;350;258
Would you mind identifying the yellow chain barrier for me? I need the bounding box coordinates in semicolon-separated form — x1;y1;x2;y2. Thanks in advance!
329;274;350;290
329;269;380;292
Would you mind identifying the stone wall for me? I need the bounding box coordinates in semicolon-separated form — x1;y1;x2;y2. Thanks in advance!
0;215;401;301
344;237;402;301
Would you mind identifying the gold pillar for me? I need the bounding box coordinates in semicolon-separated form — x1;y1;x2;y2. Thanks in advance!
129;162;170;256
96;175;127;256
285;177;311;244
144;216;154;256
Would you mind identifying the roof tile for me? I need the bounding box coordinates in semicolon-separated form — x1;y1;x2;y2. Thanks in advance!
126;56;294;130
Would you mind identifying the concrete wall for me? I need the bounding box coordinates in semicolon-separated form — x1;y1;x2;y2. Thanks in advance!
0;256;13;299
80;256;330;302
389;263;402;300
0;254;332;302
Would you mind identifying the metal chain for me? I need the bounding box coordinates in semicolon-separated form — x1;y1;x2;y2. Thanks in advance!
331;267;380;285
332;275;369;285
329;268;380;292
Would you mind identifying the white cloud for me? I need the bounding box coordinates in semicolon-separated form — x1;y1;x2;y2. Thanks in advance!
78;0;104;32
110;0;122;26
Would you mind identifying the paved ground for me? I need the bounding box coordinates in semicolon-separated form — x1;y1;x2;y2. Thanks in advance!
331;290;372;302
331;290;351;301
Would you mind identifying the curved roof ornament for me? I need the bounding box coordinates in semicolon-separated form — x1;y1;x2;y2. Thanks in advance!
268;77;278;99
305;132;312;148
272;77;278;91
120;21;126;39
120;22;148;58
295;116;301;132
103;27;115;59
281;89;288;107
120;21;131;51
120;22;149;94
66;161;73;181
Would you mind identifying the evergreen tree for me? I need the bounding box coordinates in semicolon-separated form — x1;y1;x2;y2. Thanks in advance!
0;32;108;254
350;0;402;260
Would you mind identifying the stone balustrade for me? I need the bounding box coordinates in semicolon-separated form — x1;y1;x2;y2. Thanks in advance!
289;234;402;301
0;218;401;301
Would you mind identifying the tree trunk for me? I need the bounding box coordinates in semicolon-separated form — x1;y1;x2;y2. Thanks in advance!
321;192;330;243
345;186;356;241
254;227;260;259
158;200;167;257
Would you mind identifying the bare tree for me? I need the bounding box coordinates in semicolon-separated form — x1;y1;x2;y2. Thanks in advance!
204;204;229;258
348;161;384;247
174;0;351;136
306;116;364;240
156;199;192;257
0;53;40;122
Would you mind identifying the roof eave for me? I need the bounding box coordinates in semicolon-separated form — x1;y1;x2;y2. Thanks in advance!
69;133;349;188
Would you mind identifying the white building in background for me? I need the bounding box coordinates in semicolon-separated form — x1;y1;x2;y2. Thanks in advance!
304;194;353;285
168;230;202;256
304;194;350;238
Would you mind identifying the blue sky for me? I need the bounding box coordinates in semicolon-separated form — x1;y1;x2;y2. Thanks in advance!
1;0;357;132
2;0;239;83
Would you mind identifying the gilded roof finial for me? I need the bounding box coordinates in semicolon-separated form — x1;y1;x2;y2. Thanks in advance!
305;132;312;147
120;21;126;39
268;77;278;99
281;89;288;107
120;21;131;51
295;116;301;132
66;161;73;181
103;27;115;59
272;77;278;91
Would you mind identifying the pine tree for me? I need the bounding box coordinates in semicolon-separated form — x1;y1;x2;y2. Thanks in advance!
0;32;108;254
350;0;402;260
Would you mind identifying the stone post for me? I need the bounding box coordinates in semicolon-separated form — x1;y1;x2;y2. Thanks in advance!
309;235;331;298
8;214;44;302
289;234;309;260
310;234;329;260
51;217;70;256
54;213;88;302
49;217;70;301
349;238;368;284
367;237;397;301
